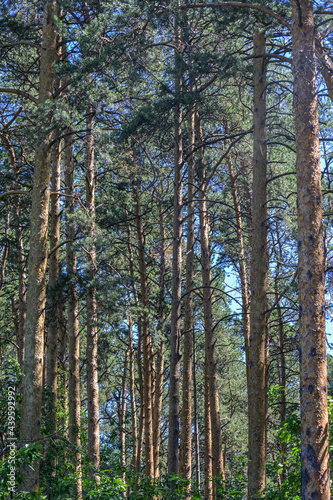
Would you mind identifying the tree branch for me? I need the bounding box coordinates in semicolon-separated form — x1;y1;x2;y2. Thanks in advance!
0;190;31;200
0;88;38;105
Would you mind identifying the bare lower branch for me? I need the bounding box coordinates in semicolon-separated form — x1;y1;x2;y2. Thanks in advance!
0;87;38;105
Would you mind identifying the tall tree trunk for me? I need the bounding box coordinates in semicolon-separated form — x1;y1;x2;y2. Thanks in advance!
153;205;166;479
193;328;201;489
14;202;26;373
168;2;183;474
65;129;82;500
45;131;62;487
0;212;10;366
85;105;100;481
227;155;250;382
128;310;138;471
196;113;224;487
204;359;213;500
127;222;144;474
291;1;330;498
19;1;57;492
315;33;333;103
275;257;287;483
131;179;154;478
180;104;195;496
121;349;128;487
247;31;268;500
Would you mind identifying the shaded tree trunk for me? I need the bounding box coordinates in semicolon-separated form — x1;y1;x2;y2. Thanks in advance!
193;327;201;489
58;304;67;436
19;1;57;492
315;33;333;103
127;222;144;475
131;179;154;478
180;104;195;496
0;212;10;366
168;2;183;474
14;203;26;373
227;154;250;381
291;1;330;498
247;31;268;500
153;205;166;479
196;113;224;487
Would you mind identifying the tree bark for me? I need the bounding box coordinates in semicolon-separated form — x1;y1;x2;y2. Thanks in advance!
204;358;213;500
315;33;333;103
131;178;154;478
127;222;144;475
168;1;183;474
45;131;62;486
121;349;128;487
128;310;138;471
153;205;166;479
58;302;67;436
85;105;100;481
196;113;224;487
14;203;26;373
0;212;10;366
180;104;195;496
193;327;201;489
291;1;330;498
19;0;57;492
247;31;268;500
227;154;250;379
65;129;82;500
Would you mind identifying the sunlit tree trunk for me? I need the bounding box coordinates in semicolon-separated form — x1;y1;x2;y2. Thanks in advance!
45;130;61;487
248;31;268;500
168;1;183;474
65;129;82;500
19;1;57;492
204;360;213;500
128;310;138;470
291;1;330;498
121;349;128;488
85;105;100;481
193;328;201;488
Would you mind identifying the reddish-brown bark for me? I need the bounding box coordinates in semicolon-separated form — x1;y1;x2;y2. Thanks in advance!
19;1;57;492
291;1;330;498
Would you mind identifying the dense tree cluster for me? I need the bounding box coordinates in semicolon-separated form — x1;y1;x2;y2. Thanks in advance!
0;0;333;499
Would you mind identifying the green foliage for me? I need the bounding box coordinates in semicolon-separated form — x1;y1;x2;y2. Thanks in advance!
82;474;126;500
0;443;44;499
127;474;191;500
216;457;248;499
265;415;301;500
